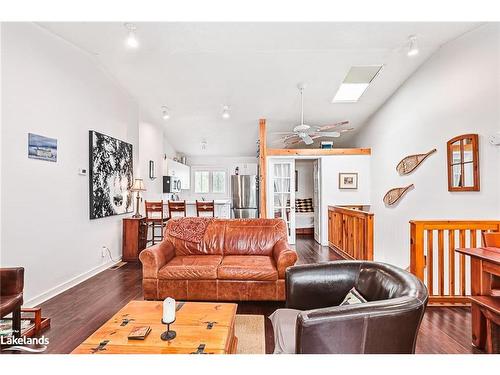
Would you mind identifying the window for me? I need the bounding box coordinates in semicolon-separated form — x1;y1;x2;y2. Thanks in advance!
194;171;210;193
193;170;226;194
212;171;226;193
332;65;383;103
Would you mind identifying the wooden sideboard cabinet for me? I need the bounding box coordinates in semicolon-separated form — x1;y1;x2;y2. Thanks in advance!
122;217;148;262
328;205;374;260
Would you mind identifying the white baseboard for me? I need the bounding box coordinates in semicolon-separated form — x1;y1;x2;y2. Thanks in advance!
24;258;122;308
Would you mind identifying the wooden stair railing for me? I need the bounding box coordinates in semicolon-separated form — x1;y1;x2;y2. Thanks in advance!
410;220;500;305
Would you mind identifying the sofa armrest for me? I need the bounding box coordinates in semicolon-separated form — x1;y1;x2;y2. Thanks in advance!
273;239;297;279
295;297;426;354
0;267;24;296
139;240;175;278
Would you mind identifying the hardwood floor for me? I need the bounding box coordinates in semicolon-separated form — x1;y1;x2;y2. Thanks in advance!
15;235;481;354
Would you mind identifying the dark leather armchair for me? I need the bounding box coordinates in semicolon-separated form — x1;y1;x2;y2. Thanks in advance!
285;261;428;354
0;267;25;338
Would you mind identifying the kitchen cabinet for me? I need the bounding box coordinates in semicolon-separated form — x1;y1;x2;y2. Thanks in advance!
164;158;190;190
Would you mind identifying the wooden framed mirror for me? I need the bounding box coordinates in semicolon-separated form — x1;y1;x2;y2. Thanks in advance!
447;134;479;191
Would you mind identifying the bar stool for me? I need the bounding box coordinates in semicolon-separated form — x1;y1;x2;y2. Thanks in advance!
483;231;500;247
196;200;215;217
168;200;186;218
145;200;168;246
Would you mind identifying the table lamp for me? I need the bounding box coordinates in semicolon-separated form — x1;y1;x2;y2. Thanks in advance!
130;178;146;218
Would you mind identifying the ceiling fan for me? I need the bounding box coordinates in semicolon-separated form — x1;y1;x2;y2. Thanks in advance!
271;83;353;146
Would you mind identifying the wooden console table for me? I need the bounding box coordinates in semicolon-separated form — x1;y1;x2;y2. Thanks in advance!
122;217;147;262
455;246;500;353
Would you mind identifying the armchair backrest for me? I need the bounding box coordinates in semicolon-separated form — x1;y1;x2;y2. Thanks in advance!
286;261;428;354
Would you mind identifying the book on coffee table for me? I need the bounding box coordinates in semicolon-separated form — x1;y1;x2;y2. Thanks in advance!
128;326;151;340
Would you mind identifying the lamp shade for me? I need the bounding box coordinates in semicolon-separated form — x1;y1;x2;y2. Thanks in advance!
130;178;146;192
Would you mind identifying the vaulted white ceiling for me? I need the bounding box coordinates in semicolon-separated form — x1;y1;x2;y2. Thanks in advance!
39;22;479;156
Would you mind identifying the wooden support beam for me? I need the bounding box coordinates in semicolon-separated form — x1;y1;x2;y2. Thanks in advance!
258;119;267;218
267;148;371;156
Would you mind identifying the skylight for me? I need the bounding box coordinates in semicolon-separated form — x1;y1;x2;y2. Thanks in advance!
332;65;383;103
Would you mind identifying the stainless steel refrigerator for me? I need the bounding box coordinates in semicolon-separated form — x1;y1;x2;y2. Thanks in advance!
231;175;258;218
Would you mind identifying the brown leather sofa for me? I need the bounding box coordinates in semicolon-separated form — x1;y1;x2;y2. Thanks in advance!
139;218;298;301
0;267;24;338
281;261;428;353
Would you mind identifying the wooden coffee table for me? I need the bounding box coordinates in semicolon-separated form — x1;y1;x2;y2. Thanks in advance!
72;301;238;354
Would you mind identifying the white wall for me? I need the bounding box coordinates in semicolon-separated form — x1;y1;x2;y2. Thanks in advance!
138;121;166;202
295;160;314;199
320;155;371;245
354;24;500;268
1;23;139;305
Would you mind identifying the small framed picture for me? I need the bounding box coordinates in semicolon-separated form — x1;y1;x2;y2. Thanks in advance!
339;173;358;189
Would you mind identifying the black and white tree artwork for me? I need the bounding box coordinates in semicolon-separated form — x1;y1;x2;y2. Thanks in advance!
89;131;133;219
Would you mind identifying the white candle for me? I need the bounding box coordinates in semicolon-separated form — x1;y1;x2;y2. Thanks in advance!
162;297;176;324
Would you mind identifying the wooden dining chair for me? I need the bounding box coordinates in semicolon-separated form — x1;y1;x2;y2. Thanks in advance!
482;231;500;247
196;200;215;217
168;200;186;218
145;200;168;246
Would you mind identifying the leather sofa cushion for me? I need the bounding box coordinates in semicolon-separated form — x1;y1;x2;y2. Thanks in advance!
158;255;222;280
223;220;287;256
218;256;278;281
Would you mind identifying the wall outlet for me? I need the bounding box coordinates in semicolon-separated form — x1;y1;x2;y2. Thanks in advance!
101;247;107;258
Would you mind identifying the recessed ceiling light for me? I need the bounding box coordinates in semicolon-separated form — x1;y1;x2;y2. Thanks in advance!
222;105;230;119
161;106;170;120
332;65;383;103
124;23;139;49
407;35;419;57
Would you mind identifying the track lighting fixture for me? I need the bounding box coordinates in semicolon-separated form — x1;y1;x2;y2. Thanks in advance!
221;105;230;119
124;23;139;49
407;35;419;57
161;106;170;120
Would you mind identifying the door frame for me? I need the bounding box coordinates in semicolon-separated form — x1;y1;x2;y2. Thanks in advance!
267;156;321;245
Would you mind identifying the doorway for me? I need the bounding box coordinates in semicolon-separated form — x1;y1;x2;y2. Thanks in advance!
295;159;321;244
267;157;321;245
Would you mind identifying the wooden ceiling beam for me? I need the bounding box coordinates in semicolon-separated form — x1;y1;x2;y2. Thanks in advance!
267;148;371;156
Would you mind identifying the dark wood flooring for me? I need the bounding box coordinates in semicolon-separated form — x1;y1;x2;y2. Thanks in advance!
16;235;481;354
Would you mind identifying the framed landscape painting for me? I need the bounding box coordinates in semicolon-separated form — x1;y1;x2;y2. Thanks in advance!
28;133;57;162
89;130;133;219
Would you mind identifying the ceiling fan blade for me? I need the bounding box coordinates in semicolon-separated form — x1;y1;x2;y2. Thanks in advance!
310;131;341;137
339;128;354;132
270;132;297;135
301;134;314;145
316;121;350;131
